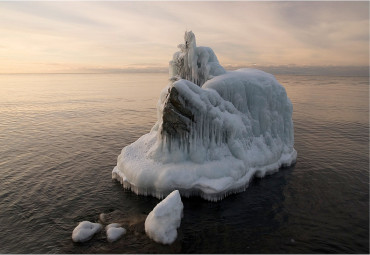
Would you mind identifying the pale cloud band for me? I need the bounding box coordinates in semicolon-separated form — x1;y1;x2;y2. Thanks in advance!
0;1;368;74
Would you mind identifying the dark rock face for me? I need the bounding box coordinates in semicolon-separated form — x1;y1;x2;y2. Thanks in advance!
161;86;194;138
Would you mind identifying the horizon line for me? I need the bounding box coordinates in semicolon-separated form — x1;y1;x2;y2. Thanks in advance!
1;65;368;76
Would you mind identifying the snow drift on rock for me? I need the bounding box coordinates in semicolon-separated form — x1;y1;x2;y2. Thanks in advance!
112;31;297;201
145;190;183;245
72;221;102;242
106;223;126;242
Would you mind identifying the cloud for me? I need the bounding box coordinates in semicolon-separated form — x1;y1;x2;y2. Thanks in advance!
0;1;368;73
225;65;369;77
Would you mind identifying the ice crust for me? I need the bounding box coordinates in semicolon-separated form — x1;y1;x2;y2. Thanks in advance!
72;221;102;242
106;223;126;242
145;190;183;245
112;31;297;201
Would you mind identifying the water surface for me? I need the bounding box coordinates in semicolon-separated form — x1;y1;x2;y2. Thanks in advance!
0;73;368;253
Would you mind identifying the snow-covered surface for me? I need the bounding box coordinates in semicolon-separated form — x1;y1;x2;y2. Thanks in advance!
145;190;183;245
112;31;297;201
106;223;126;242
72;221;102;242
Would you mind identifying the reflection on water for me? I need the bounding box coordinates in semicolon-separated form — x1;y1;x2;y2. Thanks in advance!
0;73;368;253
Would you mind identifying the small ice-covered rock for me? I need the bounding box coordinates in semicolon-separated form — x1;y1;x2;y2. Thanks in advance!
145;190;183;245
72;221;102;242
105;223;126;242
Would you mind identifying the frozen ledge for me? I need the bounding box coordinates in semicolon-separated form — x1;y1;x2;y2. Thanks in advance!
112;149;296;202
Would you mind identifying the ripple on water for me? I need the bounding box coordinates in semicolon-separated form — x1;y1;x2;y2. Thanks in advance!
0;74;368;253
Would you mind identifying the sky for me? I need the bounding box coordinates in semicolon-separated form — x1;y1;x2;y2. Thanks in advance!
0;1;369;74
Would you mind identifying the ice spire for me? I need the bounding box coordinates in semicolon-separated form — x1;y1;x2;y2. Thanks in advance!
169;31;226;86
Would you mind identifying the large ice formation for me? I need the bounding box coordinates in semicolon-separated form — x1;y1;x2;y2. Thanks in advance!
72;221;102;242
145;190;183;245
112;31;297;201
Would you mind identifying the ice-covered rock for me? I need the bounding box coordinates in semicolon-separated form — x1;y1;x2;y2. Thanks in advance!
112;31;297;201
169;31;226;86
145;190;183;245
106;223;126;242
72;221;102;242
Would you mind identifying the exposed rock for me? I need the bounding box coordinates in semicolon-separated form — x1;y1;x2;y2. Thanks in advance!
161;86;194;139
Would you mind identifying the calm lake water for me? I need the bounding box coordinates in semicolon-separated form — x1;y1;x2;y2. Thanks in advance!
0;73;368;253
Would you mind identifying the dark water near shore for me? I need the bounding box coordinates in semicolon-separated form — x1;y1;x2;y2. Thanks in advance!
0;73;368;253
